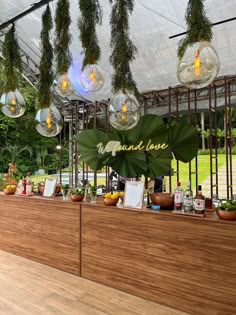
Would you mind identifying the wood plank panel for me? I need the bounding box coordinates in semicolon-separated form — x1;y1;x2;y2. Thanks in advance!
81;205;236;315
0;196;81;275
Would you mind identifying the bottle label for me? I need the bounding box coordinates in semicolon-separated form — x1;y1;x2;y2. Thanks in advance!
174;191;183;205
194;199;205;211
184;196;193;206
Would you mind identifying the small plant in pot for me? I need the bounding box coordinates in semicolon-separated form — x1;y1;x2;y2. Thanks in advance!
216;200;236;220
70;188;85;202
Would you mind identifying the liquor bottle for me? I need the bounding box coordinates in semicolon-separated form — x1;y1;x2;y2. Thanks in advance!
183;180;193;212
194;185;205;215
174;182;183;211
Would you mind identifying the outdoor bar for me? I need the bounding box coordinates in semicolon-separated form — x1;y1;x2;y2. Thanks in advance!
0;0;236;314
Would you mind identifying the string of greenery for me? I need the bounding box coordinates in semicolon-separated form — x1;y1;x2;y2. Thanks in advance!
178;0;213;59
38;5;53;109
109;0;138;94
2;24;22;93
54;0;72;74
78;0;102;69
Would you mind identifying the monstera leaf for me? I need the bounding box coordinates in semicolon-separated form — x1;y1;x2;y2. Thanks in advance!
168;119;199;162
76;129;110;170
107;150;147;178
147;148;173;178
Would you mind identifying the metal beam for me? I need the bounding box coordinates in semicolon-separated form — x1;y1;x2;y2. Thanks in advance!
0;0;55;31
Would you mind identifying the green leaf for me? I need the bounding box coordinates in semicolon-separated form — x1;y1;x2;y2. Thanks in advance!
76;129;110;170
168;119;199;162
147;148;172;179
127;114;168;144
107;150;147;178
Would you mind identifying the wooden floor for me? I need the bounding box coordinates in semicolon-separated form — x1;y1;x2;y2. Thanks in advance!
0;250;189;315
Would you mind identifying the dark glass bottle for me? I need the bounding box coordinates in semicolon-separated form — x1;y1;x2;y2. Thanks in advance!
194;185;205;215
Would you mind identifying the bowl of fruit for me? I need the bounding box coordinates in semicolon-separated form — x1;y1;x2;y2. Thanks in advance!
70;188;85;202
4;184;17;195
216;200;236;220
103;192;120;206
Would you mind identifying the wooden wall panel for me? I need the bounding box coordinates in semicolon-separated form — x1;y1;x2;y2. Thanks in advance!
81;205;236;315
0;196;81;275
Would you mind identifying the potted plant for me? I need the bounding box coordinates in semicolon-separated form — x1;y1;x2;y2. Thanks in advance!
216;200;236;220
89;185;97;203
62;184;70;201
70;188;85;202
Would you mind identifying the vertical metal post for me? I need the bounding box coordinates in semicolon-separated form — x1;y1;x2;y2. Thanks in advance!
224;78;229;199
168;87;172;193
74;102;79;187
59;131;62;185
208;85;213;198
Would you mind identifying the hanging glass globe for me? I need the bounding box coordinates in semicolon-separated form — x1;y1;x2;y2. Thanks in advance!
1;89;26;118
80;64;104;92
177;41;220;89
35;103;63;137
109;90;140;130
53;72;74;97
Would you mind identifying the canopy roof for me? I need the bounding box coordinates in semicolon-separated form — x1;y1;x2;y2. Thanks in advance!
1;0;236;102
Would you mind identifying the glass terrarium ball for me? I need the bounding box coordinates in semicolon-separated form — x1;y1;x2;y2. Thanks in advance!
80;64;104;92
35;103;63;137
1;89;26;118
177;41;220;89
53;72;74;97
109;90;140;130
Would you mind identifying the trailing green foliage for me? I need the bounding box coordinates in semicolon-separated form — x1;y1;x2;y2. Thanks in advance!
38;5;53;109
54;0;72;74
78;0;102;69
2;24;22;92
76;115;199;178
109;0;138;93
178;0;213;59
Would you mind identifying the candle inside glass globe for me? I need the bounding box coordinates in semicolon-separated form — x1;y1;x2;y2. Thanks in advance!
53;72;74;97
1;89;26;118
109;90;140;130
80;64;104;92
35;103;63;137
177;41;220;89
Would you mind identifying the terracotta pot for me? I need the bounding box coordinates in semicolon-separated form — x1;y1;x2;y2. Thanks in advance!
3;189;15;195
216;209;236;220
70;194;84;202
150;192;174;209
103;198;119;206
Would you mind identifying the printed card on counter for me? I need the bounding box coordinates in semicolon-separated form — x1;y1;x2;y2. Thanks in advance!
124;181;144;209
43;178;57;197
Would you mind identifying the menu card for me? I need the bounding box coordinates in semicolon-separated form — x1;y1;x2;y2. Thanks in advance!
43;178;57;197
124;180;144;209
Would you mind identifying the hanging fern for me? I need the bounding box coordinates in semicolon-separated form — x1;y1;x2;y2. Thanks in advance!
54;0;72;74
178;0;213;59
2;24;22;92
78;0;102;69
109;0;138;94
38;4;53;109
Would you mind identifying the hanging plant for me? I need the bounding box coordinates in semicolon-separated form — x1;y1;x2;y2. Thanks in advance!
78;0;102;69
54;0;72;75
53;0;74;97
178;0;213;59
2;24;22;92
38;4;53;109
76;115;199;178
109;0;138;93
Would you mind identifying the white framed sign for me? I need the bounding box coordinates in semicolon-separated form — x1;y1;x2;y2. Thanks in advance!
123;180;144;209
43;178;57;197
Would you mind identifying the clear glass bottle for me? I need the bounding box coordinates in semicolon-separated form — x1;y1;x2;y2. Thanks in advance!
194;185;205;215
183;180;193;212
174;181;183;211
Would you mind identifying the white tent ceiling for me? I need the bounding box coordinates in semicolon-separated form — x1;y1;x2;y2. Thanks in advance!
1;0;236;102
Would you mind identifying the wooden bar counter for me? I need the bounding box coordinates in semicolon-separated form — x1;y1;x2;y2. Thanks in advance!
0;195;81;275
0;195;235;314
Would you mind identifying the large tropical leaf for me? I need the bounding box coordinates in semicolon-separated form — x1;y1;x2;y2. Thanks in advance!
76;129;110;170
107;150;147;178
127;114;168;144
168;119;199;162
147;148;173;178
